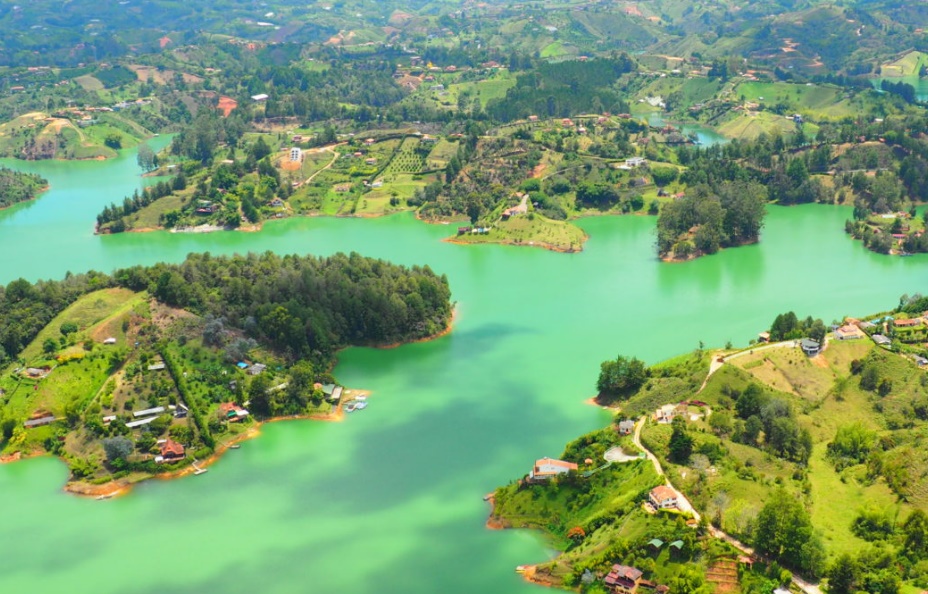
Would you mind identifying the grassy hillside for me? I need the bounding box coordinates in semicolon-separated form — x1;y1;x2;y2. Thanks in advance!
0;111;151;160
496;309;928;591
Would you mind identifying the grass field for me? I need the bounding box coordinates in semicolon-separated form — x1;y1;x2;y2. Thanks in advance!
447;72;516;108
881;51;928;77
74;75;104;91
452;213;588;252
716;110;798;140
0;289;144;435
425;138;459;169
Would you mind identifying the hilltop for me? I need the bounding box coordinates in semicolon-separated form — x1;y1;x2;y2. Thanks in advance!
0;110;152;160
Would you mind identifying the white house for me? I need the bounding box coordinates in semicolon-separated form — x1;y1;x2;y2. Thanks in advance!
251;93;269;102
290;147;302;162
625;156;647;168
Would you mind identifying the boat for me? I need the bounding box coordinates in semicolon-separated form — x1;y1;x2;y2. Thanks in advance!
345;403;357;413
515;565;530;573
194;468;209;475
354;401;368;410
96;494;113;501
229;444;241;449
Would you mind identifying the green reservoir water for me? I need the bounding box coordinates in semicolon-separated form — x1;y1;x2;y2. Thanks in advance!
0;147;926;594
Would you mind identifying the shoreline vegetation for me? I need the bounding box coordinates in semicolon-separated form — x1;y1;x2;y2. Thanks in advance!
5;308;457;499
0;253;454;498
0;167;49;210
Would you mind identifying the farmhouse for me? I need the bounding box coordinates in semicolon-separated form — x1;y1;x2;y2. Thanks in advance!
617;420;635;435
157;439;185;463
649;485;678;509
834;324;864;340
872;334;892;346
529;457;577;481
800;339;821;356
24;415;56;429
654;403;681;423
604;564;643;594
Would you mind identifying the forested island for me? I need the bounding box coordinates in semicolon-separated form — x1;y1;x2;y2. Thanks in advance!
0;167;48;209
491;300;928;593
0;252;452;494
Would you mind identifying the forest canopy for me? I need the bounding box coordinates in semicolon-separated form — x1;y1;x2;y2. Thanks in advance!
0;252;453;368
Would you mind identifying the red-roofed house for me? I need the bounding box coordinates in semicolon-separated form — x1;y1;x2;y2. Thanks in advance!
649;485;678;509
530;457;577;481
604;564;643;594
159;439;185;462
895;318;923;328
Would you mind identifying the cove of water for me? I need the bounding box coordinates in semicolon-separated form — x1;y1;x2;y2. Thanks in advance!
0;146;925;594
872;76;928;102
645;112;728;146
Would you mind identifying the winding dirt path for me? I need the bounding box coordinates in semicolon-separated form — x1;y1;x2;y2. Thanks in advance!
630;413;823;594
303;143;344;185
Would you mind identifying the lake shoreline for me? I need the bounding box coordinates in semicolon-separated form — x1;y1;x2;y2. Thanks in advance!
12;311;456;500
59;394;366;499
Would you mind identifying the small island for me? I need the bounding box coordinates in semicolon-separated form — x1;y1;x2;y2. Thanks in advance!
656;181;766;261
0;166;48;209
0;252;452;496
491;299;928;593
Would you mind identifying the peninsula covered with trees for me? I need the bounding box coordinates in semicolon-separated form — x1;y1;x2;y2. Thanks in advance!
0;252;452;493
492;301;928;593
0;167;48;209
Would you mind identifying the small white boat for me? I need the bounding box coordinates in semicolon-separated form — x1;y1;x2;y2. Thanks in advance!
354;401;368;410
229;444;241;450
345;403;357;413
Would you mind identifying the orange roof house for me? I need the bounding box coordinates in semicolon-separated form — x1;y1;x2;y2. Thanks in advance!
159;439;185;461
649;485;678;509
530;457;578;481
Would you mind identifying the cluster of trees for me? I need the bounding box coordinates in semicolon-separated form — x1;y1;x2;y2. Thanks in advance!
851;351;895;396
96;175;186;230
754;489;825;577
767;311;826;342
486;56;635;122
656;181;766;258
729;383;813;463
679;137;831;206
880;79;918;104
0;167;47;208
596;355;648;403
827;509;928;594
113;251;452;365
